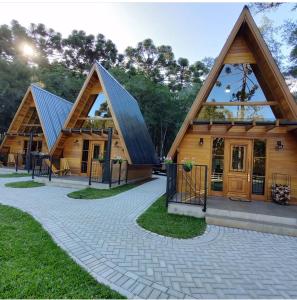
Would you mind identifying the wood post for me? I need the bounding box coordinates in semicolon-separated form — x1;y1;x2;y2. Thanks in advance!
26;131;33;172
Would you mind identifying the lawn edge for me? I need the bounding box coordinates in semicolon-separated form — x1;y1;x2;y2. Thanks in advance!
0;203;128;299
135;194;207;240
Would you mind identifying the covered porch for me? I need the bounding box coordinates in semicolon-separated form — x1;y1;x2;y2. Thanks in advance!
31;151;129;189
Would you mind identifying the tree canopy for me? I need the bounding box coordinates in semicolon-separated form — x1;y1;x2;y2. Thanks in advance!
0;20;211;155
0;11;296;155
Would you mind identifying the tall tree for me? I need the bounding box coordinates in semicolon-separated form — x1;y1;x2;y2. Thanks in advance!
0;58;32;131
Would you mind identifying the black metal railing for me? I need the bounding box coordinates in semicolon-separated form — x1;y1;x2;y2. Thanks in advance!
89;159;128;187
252;175;265;195
166;163;208;211
109;159;128;187
31;153;51;179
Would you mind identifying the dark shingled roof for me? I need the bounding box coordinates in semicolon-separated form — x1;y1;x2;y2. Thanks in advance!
31;84;73;151
96;62;157;165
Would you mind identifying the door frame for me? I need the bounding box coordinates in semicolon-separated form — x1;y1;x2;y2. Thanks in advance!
210;136;268;201
224;139;252;200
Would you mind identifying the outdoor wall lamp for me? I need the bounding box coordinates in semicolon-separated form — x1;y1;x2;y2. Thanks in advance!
199;138;204;146
225;85;231;93
276;140;284;151
74;139;79;145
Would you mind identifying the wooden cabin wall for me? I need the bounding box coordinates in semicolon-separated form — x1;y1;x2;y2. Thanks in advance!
267;134;297;202
176;132;211;196
2;136;48;154
61;135;127;176
110;139;126;159
62;136;83;174
177;130;297;203
127;165;152;182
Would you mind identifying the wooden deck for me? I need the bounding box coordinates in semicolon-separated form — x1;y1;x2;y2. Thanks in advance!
208;196;297;219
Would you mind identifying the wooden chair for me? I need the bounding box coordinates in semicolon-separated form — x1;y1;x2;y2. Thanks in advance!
60;158;71;175
7;154;16;167
44;158;71;176
44;159;63;176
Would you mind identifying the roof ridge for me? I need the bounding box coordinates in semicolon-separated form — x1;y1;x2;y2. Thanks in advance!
95;62;137;104
31;83;73;106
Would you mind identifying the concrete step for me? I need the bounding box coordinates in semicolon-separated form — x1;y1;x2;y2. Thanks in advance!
0;167;18;174
34;177;109;189
206;211;297;237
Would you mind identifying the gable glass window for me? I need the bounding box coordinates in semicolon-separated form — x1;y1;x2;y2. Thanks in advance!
207;64;267;103
211;138;224;191
197;64;276;121
82;92;115;129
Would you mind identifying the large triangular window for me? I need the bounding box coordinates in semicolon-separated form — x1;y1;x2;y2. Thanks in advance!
198;64;276;121
83;92;113;129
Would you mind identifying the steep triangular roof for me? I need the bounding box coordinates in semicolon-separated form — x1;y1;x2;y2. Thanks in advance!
0;84;72;152
168;6;297;158
52;62;157;165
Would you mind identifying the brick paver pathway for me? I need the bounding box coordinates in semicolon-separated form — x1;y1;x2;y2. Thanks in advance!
1;176;297;298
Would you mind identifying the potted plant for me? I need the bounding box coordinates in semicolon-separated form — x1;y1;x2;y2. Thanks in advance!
112;156;122;164
164;157;173;164
98;155;105;163
183;160;193;172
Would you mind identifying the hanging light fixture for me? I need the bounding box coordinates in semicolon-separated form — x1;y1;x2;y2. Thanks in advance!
225;85;231;93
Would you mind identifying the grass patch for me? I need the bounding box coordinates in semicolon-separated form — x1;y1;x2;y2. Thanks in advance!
0;172;31;178
137;195;206;239
5;181;45;188
0;204;124;298
68;183;138;199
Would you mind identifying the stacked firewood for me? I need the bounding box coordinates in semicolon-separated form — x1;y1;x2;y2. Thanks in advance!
271;184;290;205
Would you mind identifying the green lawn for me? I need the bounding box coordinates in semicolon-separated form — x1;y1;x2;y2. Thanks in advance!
0;172;30;178
0;204;124;299
5;181;45;188
67;183;138;199
137;195;206;239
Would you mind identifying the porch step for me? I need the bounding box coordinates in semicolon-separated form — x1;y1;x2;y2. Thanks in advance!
206;209;297;237
0;168;18;174
34;177;109;189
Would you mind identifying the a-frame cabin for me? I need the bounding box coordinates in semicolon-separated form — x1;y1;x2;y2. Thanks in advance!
0;84;72;169
50;62;157;182
168;6;297;203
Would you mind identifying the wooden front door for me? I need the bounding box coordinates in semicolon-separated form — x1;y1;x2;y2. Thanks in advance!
224;139;252;200
87;141;105;176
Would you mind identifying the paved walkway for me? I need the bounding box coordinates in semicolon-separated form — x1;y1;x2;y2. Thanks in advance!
1;176;297;299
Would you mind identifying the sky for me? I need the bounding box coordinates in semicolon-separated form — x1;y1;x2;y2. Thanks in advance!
0;1;294;63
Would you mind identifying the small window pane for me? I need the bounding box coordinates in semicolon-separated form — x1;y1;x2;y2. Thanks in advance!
252;139;266;195
253;140;266;157
211;138;224;191
253;158;265;176
81;140;89;173
93;145;100;160
232;146;245;171
197;105;275;121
